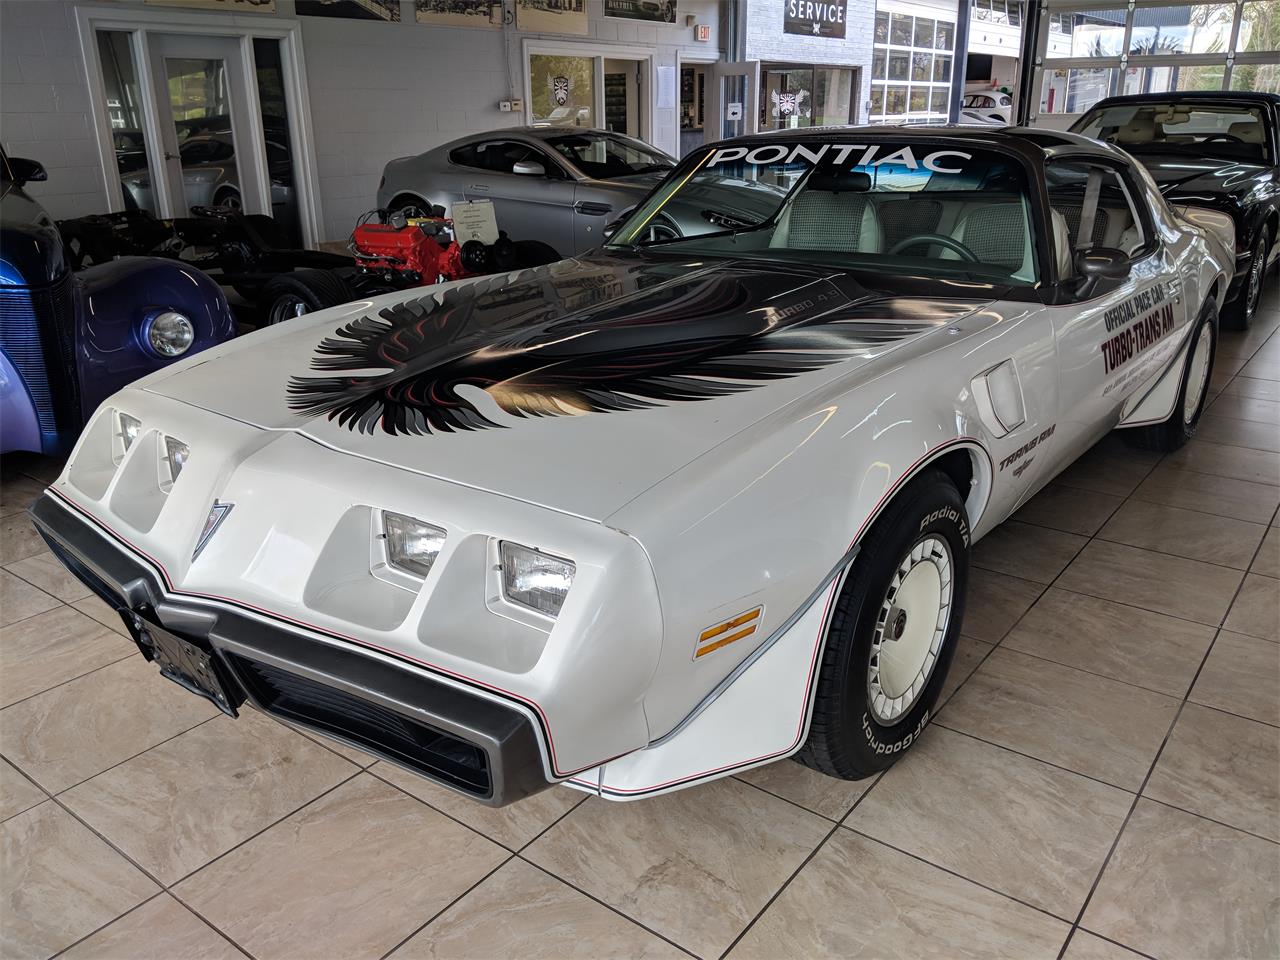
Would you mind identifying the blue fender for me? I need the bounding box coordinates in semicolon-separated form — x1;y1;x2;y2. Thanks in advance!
74;257;236;419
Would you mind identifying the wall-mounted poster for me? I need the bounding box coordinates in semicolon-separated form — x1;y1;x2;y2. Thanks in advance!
144;0;275;10
605;0;675;23
415;0;501;28
516;0;588;36
297;0;399;21
784;0;847;38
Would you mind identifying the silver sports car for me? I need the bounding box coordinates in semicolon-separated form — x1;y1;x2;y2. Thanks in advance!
376;127;676;257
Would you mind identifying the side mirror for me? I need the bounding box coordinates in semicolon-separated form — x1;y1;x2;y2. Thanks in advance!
512;160;545;177
1073;247;1129;295
8;156;47;185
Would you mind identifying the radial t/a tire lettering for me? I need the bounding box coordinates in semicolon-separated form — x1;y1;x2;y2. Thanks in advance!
795;468;970;780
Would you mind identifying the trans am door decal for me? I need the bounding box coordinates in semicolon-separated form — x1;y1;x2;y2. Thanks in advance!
286;262;940;437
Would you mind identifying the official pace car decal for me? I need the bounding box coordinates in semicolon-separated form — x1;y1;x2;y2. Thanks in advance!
1101;284;1176;376
286;263;947;437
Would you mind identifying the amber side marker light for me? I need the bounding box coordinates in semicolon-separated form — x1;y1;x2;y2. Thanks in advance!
695;606;763;659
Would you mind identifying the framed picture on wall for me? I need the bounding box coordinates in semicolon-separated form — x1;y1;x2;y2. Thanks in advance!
415;0;501;28
143;0;277;10
296;0;400;21
516;0;589;36
604;0;676;23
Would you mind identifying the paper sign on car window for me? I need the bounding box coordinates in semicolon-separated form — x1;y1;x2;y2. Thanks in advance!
452;199;500;245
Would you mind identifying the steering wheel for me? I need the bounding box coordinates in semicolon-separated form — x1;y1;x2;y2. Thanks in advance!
638;214;681;244
887;233;980;262
1201;133;1245;144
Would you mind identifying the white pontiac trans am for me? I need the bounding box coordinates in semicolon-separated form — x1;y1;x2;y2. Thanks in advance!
32;128;1233;805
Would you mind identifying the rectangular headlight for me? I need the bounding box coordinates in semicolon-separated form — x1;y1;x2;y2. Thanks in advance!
500;542;575;618
116;413;141;462
164;436;190;481
383;511;446;579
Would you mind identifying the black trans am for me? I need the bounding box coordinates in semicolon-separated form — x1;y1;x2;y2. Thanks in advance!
1072;91;1279;328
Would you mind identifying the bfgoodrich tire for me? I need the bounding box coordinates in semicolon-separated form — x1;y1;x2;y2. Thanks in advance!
1126;300;1217;453
794;469;969;780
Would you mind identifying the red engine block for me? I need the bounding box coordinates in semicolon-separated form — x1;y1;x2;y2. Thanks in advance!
351;222;465;283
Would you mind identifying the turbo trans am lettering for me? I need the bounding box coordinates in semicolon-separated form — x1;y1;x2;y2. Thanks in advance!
1101;285;1176;375
706;143;972;174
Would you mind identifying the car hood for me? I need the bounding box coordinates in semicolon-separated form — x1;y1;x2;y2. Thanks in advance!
1134;154;1268;204
142;252;991;520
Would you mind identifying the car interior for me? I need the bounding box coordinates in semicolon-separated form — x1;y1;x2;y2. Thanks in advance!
1081;103;1271;164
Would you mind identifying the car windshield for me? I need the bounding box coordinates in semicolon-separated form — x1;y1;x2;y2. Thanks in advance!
608;140;1039;286
545;133;674;180
1074;102;1272;164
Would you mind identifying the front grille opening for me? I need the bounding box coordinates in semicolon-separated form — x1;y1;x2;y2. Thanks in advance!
228;655;492;797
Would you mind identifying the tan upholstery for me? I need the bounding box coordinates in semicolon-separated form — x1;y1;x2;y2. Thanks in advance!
1051;209;1073;278
1114;113;1158;143
1228;120;1264;144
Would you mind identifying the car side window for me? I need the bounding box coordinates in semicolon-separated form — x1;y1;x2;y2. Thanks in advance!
449;141;563;178
1045;159;1151;277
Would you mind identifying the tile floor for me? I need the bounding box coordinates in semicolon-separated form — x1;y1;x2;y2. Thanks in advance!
1;289;1278;960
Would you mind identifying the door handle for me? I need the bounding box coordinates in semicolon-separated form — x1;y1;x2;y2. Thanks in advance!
164;151;179;161
574;201;613;216
469;183;489;192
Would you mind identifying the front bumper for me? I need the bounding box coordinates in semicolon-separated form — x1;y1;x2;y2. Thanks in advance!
29;493;549;806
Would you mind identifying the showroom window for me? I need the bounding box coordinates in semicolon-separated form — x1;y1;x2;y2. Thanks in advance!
1037;0;1280;116
871;8;955;121
759;63;860;130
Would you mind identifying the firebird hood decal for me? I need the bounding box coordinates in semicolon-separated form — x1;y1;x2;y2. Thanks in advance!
286;261;935;437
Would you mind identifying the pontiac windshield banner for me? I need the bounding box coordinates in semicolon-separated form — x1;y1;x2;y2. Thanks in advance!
707;143;973;174
785;0;847;37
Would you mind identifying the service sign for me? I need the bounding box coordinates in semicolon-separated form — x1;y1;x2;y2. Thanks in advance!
784;0;847;38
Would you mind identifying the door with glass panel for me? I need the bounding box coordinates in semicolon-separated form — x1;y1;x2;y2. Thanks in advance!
146;34;265;218
706;61;760;141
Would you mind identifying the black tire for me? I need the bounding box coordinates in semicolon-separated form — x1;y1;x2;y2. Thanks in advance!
213;187;242;212
261;268;352;325
1223;230;1272;331
795;469;970;780
387;194;430;219
1126;299;1217;452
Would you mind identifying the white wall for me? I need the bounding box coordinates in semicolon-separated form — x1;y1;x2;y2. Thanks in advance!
0;0;725;241
0;0;105;219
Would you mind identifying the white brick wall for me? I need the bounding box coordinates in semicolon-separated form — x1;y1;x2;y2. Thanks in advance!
0;0;105;220
743;0;876;124
0;0;725;240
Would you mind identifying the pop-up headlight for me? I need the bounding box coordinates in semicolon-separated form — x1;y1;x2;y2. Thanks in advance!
383;511;446;579
115;412;142;463
164;436;190;482
500;542;575;618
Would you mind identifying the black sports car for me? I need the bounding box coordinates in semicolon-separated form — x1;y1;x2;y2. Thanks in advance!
1072;91;1279;328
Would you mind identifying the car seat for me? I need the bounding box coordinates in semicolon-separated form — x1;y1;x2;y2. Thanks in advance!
943;203;1032;274
771;171;881;252
1228;120;1264;144
1114;113;1159;143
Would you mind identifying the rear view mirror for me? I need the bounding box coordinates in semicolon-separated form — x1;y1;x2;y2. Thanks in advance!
512;160;545;177
8;156;47;185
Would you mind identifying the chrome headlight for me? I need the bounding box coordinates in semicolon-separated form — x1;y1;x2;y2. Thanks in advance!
383;512;446;579
113;411;142;464
164;436;190;481
500;542;575;618
146;311;195;358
